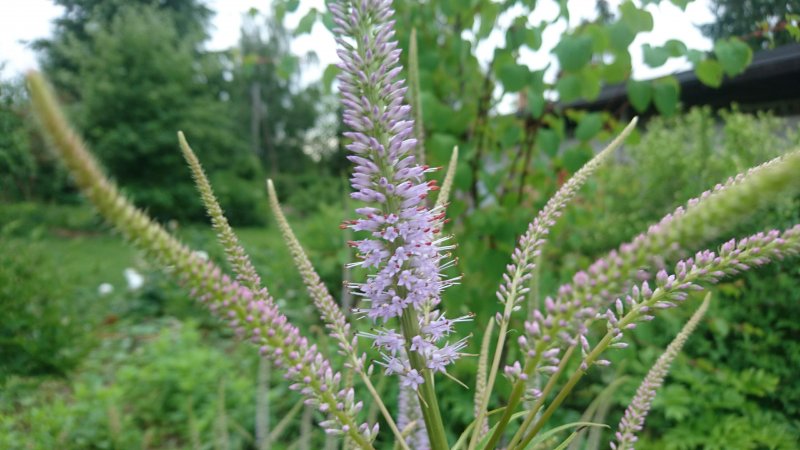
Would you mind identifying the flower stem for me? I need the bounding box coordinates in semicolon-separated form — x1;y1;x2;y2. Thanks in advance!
506;345;576;450
399;309;449;450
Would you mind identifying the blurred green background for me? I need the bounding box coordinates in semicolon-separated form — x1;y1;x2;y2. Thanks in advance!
2;0;800;449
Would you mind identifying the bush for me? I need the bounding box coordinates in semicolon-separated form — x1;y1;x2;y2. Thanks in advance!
0;236;95;380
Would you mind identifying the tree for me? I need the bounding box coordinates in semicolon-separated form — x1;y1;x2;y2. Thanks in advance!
701;0;800;50
41;3;265;224
35;0;212;98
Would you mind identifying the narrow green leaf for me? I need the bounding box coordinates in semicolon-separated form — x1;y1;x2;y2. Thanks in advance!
519;422;609;450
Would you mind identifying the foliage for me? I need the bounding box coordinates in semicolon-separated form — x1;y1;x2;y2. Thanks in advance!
34;0;213;97
554;109;800;449
0;76;70;202
232;9;336;177
0;234;95;380
58;4;266;224
0;321;276;449
561;107;800;258
701;0;800;50
9;0;800;449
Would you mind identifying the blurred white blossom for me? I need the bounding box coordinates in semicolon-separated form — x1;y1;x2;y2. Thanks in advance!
98;282;114;295
124;268;144;290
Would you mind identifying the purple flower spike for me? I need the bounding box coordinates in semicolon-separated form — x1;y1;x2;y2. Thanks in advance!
331;0;466;388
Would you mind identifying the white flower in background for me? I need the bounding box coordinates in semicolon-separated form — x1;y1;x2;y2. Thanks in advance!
194;250;209;260
98;283;114;295
124;268;144;290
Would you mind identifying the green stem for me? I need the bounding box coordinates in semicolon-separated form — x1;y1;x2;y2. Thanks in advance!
480;355;541;450
359;370;411;450
515;335;614;449
400;309;449;450
506;345;576;450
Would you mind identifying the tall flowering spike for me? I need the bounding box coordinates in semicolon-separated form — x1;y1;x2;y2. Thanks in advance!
511;226;800;450
27;72;377;449
331;1;456;447
267;179;357;366
476;118;637;450
434;146;459;213
332;0;463;385
611;294;711;450
397;351;430;450
553;149;800;321
511;149;800;384
179;133;269;298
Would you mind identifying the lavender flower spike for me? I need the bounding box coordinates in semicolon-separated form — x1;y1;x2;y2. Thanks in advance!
611;294;711;450
331;0;462;447
333;0;464;391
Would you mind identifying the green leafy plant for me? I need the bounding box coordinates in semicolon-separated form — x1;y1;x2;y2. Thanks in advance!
21;1;800;449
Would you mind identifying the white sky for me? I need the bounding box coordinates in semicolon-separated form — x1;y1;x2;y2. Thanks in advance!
0;0;714;82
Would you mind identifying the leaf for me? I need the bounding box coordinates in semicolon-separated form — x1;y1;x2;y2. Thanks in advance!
528;89;546;119
497;63;531;92
294;8;317;36
575;113;604;141
285;0;300;12
685;49;705;64
525;25;543;50
620;1;653;33
664;39;687;57
653;76;680;116
562;144;593;173
579;66;603;100
321;64;340;93
552;431;582;450
626;79;651;113
671;0;691;10
505;17;528;50
554;34;594;72
521;422;610;450
537;128;560;157
607;22;635;52
477;3;501;39
695;59;724;88
603;52;631;83
714;38;752;76
277;55;297;80
643;44;670;68
556;74;581;102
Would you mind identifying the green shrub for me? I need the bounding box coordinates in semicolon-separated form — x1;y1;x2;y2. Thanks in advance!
0;237;95;380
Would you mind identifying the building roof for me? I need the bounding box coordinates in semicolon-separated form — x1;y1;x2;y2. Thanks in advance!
568;43;800;117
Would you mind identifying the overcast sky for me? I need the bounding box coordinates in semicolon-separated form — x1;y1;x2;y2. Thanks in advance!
0;0;714;82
